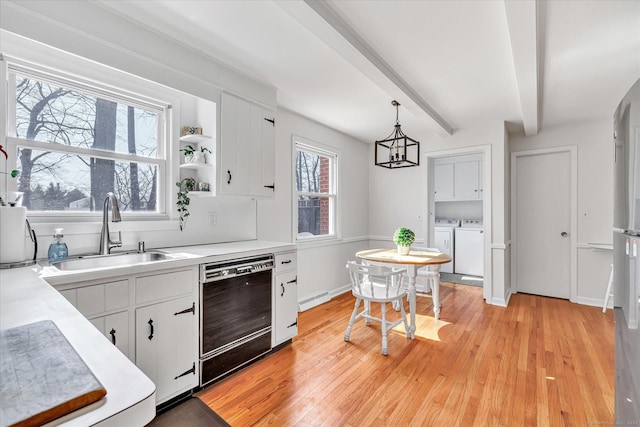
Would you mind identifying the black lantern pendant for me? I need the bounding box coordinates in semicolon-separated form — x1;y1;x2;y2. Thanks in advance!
374;100;420;169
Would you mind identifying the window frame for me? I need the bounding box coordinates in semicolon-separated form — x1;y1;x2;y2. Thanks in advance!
2;57;170;220
293;136;339;243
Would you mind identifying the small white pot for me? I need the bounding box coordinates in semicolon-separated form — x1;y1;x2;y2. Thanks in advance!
397;245;410;255
192;152;206;164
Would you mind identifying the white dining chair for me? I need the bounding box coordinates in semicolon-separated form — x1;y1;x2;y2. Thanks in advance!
414;247;442;296
344;261;409;355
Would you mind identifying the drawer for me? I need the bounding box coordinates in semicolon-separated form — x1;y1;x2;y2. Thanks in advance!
75;280;129;317
135;269;194;304
275;252;297;273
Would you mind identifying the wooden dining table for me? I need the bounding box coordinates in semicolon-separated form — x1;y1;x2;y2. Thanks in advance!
355;248;452;339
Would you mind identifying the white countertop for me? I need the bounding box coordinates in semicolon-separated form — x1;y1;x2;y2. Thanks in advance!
1;239;294;426
0;266;156;427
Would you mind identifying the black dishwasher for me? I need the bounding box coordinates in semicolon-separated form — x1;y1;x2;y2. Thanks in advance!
199;255;273;386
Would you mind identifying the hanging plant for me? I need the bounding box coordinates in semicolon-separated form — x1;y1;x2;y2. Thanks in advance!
0;145;19;178
176;178;194;231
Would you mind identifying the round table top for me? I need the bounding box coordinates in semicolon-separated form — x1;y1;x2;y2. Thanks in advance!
356;248;452;265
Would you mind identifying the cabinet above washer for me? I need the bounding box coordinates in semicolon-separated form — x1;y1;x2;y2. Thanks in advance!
433;154;483;202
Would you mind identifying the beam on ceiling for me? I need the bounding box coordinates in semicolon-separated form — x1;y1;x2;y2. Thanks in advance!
504;0;540;136
300;0;454;136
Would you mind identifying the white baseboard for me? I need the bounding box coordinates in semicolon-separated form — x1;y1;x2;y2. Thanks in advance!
298;291;331;312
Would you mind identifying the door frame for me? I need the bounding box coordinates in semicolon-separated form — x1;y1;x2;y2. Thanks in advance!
425;144;492;303
510;146;578;301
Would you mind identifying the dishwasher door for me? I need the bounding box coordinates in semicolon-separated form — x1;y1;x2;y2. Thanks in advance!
454;228;484;276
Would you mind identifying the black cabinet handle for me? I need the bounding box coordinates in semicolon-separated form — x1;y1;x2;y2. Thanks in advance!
227;170;232;185
110;328;116;345
281;260;292;264
264;184;275;190
281;283;285;297
264;117;275;126
148;318;154;340
174;302;195;316
287;277;297;284
287;319;298;329
174;362;196;380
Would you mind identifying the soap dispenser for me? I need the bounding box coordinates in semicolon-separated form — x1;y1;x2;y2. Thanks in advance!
48;228;68;263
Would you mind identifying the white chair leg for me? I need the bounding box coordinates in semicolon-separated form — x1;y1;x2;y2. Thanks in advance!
344;298;361;342
399;299;410;338
381;302;388;356
364;300;371;325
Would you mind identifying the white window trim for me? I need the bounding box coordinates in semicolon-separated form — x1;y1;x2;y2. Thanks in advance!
2;55;172;221
292;135;339;243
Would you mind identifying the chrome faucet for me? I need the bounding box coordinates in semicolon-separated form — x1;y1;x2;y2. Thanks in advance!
99;192;122;255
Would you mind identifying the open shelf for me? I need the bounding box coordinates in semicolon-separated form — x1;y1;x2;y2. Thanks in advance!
179;134;212;144
187;191;213;197
180;163;213;170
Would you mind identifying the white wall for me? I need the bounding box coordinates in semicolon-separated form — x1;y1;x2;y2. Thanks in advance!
0;11;264;257
368;121;510;305
257;108;370;302
510;119;613;306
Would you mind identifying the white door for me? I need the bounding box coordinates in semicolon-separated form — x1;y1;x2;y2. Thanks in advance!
513;149;573;299
433;163;454;200
136;296;197;404
454;160;480;200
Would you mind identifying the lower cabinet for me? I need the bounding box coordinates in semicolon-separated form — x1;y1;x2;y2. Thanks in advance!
273;252;298;345
90;311;130;359
53;266;199;406
135;295;197;404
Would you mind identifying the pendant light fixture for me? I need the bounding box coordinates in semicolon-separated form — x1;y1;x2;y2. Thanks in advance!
374;100;420;169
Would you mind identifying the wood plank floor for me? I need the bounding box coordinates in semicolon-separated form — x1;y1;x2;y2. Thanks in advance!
198;282;614;426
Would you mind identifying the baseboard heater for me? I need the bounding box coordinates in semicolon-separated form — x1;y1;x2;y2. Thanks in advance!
298;291;330;312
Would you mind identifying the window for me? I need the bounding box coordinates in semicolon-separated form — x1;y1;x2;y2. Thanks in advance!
5;61;167;216
295;139;337;240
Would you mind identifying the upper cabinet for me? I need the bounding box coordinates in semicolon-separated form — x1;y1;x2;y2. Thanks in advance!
433;155;483;201
219;93;276;197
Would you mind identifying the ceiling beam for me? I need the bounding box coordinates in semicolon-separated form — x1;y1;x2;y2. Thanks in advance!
504;0;540;136
294;0;454;136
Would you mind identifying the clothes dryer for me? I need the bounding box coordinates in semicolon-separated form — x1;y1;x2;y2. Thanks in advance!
454;219;484;277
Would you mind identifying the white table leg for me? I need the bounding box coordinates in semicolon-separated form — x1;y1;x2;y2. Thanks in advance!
407;265;417;339
432;265;441;320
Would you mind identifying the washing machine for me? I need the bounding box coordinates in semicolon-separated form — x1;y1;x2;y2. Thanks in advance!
433;218;460;273
454;219;484;277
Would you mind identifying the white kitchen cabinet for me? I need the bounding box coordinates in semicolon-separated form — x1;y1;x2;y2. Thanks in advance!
273;251;298;345
134;268;198;405
433;163;454;201
219;92;276;197
454;160;481;200
90;311;130;359
433;156;483;201
136;295;197;405
59;279;133;361
55;266;199;406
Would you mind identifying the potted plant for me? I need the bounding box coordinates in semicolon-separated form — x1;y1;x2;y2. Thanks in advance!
180;145;212;164
393;227;415;255
176;178;194;231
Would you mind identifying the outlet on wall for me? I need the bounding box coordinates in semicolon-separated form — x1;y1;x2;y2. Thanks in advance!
208;212;217;226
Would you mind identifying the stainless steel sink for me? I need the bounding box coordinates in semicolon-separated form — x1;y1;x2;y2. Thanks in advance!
51;251;168;271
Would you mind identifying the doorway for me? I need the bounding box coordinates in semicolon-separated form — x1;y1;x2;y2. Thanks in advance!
426;146;491;302
511;147;577;299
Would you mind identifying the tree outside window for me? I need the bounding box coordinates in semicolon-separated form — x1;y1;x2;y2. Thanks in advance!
295;142;336;239
8;65;164;214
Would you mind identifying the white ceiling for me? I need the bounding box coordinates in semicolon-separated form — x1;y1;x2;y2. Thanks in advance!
97;0;640;143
